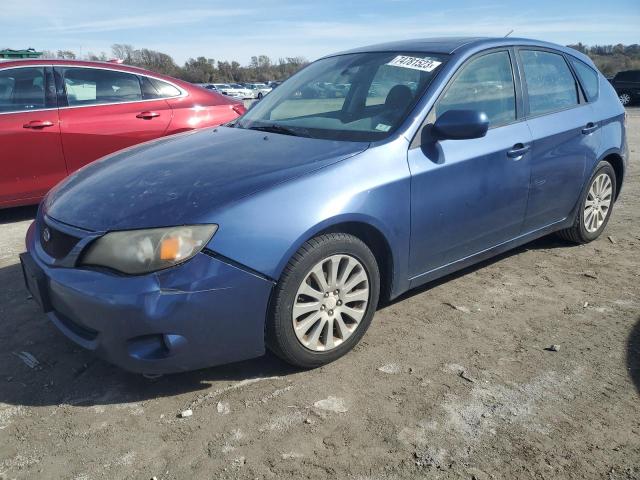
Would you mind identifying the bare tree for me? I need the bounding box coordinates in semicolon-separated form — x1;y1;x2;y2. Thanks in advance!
111;44;134;62
56;50;76;59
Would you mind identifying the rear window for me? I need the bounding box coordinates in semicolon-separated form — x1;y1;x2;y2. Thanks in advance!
569;57;599;101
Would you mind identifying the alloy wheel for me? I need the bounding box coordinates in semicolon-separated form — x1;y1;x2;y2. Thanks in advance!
292;254;369;352
619;93;631;106
584;172;613;233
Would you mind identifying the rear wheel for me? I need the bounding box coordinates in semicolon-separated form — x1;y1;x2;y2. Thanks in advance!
266;233;380;368
258;92;264;100
557;161;616;244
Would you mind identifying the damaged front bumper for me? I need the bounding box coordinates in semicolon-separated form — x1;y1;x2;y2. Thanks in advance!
22;212;273;374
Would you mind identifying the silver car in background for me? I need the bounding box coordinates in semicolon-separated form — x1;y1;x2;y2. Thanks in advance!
245;82;273;99
213;83;250;99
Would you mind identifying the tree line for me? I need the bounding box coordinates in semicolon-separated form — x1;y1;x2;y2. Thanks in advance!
567;43;640;77
41;44;309;83
37;42;640;83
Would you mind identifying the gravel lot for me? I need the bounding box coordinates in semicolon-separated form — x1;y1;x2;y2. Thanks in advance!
1;109;639;480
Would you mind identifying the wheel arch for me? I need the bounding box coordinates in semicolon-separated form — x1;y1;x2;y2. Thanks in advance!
314;221;394;303
274;215;397;303
599;149;625;200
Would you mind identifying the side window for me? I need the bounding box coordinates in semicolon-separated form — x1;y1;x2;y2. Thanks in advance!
569;57;599;101
140;77;160;100
140;76;182;99
520;50;578;116
0;67;46;113
436;51;516;128
63;68;143;106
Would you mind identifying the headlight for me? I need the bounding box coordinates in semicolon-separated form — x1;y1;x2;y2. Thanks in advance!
81;225;218;274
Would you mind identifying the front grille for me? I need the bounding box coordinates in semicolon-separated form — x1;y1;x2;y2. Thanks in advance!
40;225;81;260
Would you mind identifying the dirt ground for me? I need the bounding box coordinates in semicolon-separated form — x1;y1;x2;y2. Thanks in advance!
1;110;639;480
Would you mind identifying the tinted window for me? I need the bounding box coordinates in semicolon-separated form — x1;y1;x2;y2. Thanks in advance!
0;67;46;113
436;51;516;127
140;76;159;100
616;71;640;82
63;68;143;106
520;50;578;116
569;57;599;101
139;76;181;100
150;78;181;97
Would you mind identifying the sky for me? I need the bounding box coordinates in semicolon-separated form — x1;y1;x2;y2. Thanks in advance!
1;0;639;65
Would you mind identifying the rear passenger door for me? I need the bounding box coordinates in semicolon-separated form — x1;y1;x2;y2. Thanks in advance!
518;49;600;232
56;67;172;173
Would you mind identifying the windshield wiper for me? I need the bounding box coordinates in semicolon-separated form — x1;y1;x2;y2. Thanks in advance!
246;124;312;138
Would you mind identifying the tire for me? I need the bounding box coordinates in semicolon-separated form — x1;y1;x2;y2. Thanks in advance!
557;161;617;244
266;233;380;368
258;92;263;100
618;92;632;106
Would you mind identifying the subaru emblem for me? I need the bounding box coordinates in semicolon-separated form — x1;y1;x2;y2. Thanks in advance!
42;227;51;243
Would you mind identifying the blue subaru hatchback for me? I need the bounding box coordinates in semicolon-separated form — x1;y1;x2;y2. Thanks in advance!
22;38;627;373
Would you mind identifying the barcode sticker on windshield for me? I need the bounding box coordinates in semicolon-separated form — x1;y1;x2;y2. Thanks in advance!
387;56;442;72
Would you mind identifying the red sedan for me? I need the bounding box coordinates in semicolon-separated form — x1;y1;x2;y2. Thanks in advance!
0;60;246;208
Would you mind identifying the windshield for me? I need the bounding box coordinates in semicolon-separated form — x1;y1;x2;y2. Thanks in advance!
235;51;447;141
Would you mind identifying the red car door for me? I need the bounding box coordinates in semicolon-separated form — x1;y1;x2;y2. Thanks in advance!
0;66;66;207
56;66;172;173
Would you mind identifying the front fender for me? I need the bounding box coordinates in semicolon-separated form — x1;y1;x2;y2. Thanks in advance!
206;138;413;298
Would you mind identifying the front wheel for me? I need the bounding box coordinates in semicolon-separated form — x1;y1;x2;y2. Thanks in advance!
257;92;263;100
557;161;617;244
266;233;380;368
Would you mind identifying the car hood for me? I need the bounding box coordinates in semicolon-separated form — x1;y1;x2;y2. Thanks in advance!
45;127;369;231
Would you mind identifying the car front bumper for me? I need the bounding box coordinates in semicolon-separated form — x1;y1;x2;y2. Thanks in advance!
23;218;274;374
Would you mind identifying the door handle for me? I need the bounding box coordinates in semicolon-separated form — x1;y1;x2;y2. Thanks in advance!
582;122;598;135
507;143;531;158
23;120;54;129
136;111;160;119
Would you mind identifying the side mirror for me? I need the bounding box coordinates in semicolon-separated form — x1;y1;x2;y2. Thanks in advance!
431;109;489;141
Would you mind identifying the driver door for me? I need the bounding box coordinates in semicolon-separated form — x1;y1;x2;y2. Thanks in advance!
407;49;532;284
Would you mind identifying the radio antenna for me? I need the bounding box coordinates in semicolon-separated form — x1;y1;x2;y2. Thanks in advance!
504;29;514;37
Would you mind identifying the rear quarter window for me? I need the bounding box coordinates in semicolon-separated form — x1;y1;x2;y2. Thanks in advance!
150;78;181;98
569;57;599;101
139;76;182;99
